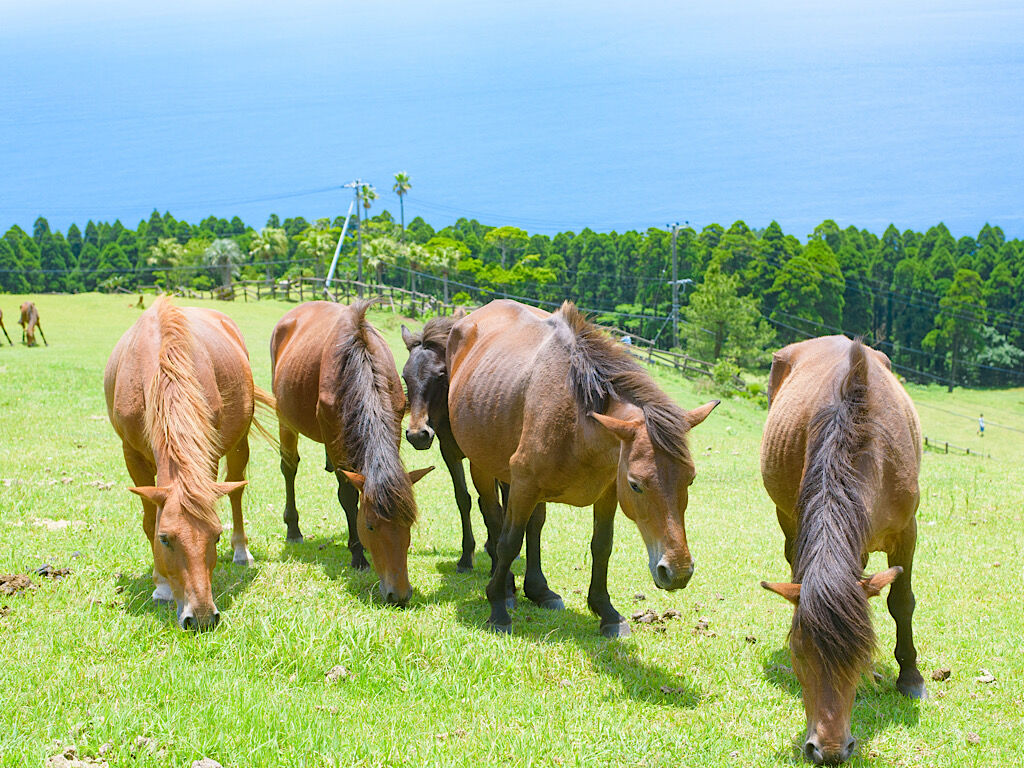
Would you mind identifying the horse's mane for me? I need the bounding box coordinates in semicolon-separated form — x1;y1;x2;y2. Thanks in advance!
555;301;692;462
144;297;222;528
405;313;460;352
336;299;416;525
792;339;875;682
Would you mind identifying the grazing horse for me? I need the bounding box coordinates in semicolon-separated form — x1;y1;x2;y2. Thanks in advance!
447;299;718;636
19;301;47;346
0;308;12;345
271;300;433;606
760;336;925;765
105;297;268;629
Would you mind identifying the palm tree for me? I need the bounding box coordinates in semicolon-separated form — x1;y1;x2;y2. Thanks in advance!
358;183;378;220
296;227;335;278
203;238;245;289
248;227;288;284
426;236;468;303
392;172;411;236
407;242;429;295
364;236;398;288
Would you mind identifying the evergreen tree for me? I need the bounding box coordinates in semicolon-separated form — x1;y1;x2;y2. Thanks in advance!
923;269;987;392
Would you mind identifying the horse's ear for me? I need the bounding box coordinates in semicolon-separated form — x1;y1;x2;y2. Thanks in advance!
340;470;366;491
407;466;435;484
213;480;247;498
401;324;416;350
453;307;467;320
129;485;171;508
686;400;720;429
590;412;639;442
860;566;903;597
761;580;801;604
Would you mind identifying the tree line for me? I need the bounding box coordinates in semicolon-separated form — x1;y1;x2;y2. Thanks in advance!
2;209;1022;388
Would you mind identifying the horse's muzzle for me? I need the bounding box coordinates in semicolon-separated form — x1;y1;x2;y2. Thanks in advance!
405;426;435;450
652;558;694;590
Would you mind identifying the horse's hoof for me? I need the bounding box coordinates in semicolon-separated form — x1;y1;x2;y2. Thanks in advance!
530;594;564;611
286;535;304;544
232;548;255;566
897;679;928;699
456;561;474;573
600;620;631;639
487;621;513;635
351;557;370;571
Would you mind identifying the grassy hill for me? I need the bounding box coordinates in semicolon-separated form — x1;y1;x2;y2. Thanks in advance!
0;293;1020;767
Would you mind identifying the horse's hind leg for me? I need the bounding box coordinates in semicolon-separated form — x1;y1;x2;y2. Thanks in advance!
122;444;172;604
226;434;254;565
485;482;539;633
0;320;11;345
588;485;629;638
439;430;474;572
888;519;926;698
35;321;47;346
279;426;303;543
523;503;563;610
336;472;369;570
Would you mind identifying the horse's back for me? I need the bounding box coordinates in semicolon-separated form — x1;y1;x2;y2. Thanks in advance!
761;336;921;540
448;300;582;482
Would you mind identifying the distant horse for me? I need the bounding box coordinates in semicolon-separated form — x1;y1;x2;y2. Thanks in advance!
760;336;925;765
447;299;718;636
402;312;551;608
105;297;271;629
0;308;11;345
271;300;433;606
19;301;47;346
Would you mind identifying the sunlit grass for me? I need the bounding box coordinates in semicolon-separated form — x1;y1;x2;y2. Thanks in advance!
0;293;1020;767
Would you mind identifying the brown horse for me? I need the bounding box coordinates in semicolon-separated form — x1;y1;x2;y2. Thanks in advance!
0;308;12;345
271;300;433;606
105;297;268;629
448;299;718;636
19;301;47;346
760;336;925;765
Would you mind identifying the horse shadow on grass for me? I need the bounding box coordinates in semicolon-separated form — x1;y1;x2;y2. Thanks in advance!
279;538;702;708
114;554;259;628
761;646;922;763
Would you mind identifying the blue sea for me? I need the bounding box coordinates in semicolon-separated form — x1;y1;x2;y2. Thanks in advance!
1;0;1022;238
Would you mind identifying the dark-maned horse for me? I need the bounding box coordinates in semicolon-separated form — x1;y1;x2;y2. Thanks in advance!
19;301;47;346
0;308;12;345
271;300;433;606
447;299;718;636
401;312;550;608
401;312;477;571
105;297;270;629
760;336;925;765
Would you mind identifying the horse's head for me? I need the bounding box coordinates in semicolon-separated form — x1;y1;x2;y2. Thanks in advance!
401;324;449;450
341;466;434;606
761;567;903;765
129;481;244;630
591;400;718;591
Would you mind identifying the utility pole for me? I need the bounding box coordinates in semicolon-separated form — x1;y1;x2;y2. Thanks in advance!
670;223;680;348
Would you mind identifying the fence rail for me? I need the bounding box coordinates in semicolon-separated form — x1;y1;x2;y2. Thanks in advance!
143;276;741;388
923;436;990;458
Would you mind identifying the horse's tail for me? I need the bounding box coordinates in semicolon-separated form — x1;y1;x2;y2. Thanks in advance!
250;385;280;451
793;339;876;680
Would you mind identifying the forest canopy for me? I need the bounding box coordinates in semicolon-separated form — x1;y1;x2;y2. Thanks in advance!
3;211;1023;388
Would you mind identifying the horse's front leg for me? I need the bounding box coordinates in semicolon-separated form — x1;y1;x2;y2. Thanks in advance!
438;429;474;572
588;484;629;638
122;444;171;604
335;471;368;570
888;518;926;698
225;435;254;565
485;482;537;632
523;503;563;610
35;321;47;346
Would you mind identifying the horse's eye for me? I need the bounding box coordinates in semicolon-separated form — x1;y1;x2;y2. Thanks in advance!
628;479;643;494
214;533;222;544
158;533;172;549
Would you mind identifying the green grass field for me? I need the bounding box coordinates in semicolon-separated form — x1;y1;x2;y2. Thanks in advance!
1;293;1021;767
